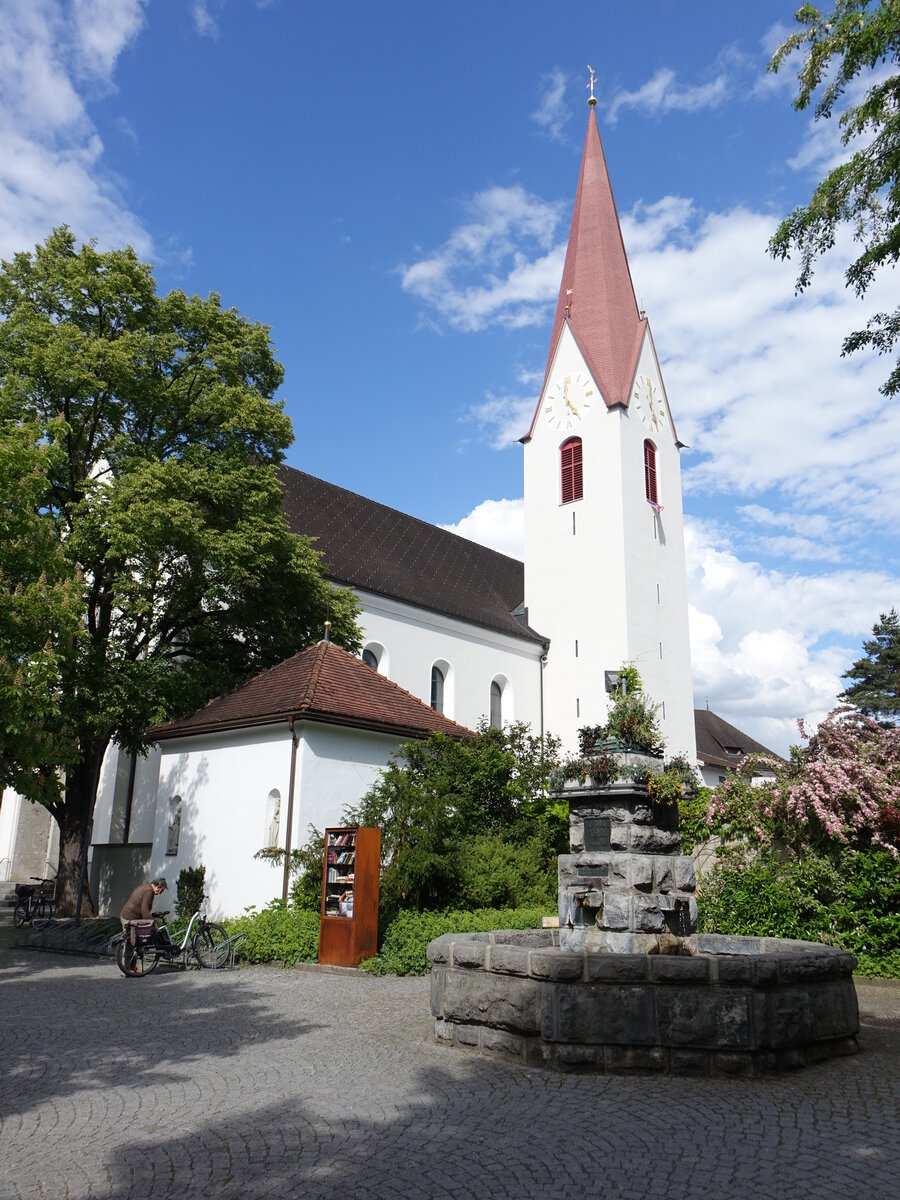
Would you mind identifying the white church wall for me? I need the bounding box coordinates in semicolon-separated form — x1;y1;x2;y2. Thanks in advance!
620;335;696;760
524;324;631;751
356;591;544;734
0;789;58;883
150;724;295;919
294;723;403;837
91;743;162;847
0;790;20;881
147;720;411;918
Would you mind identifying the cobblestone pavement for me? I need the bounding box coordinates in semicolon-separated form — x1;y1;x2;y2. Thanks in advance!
1;948;897;1200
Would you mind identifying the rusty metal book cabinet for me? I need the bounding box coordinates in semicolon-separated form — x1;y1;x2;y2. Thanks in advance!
318;826;380;968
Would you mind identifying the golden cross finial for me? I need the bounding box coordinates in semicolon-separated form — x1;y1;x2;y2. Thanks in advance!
587;64;598;106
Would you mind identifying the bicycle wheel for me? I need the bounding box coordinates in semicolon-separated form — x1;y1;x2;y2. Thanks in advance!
32;898;52;931
192;922;230;969
13;901;30;928
116;937;161;977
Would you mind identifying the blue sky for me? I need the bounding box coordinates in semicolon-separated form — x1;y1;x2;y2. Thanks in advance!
1;0;898;755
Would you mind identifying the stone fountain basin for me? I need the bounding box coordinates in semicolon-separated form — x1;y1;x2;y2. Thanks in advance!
427;928;859;1076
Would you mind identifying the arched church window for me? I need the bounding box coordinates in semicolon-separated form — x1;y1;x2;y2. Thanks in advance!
362;648;378;670
490;681;502;729
560;437;583;504
643;440;658;505
430;665;445;713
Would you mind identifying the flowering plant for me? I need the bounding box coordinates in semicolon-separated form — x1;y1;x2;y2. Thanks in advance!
556;751;620;788
705;707;899;858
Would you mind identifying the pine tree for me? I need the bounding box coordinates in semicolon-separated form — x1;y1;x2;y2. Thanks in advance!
840;609;900;723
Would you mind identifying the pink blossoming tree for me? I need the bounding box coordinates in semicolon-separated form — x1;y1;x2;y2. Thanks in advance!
706;707;899;859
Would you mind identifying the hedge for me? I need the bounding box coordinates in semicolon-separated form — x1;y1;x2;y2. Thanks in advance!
359;905;549;976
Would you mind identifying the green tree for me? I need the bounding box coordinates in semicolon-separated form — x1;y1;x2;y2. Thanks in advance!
0;227;359;914
0;413;81;806
840;608;900;721
768;1;900;394
346;721;563;922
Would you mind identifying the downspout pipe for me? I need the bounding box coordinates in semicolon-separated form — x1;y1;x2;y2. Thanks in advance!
281;716;300;903
539;641;549;766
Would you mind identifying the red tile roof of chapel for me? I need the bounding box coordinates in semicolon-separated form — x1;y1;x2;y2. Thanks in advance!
151;641;473;742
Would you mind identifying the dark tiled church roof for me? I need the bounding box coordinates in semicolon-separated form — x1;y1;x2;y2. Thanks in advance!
152;641;472;741
694;709;782;772
278;466;545;645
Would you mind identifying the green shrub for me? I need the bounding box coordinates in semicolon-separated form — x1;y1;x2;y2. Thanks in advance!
175;865;206;922
455;835;556;911
678;786;713;854
224;900;319;965
346;721;563;925
697;845;900;977
289;828;325;912
360;904;549;976
253;826;325;913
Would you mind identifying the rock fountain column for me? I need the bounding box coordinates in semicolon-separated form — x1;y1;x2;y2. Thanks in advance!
558;768;698;954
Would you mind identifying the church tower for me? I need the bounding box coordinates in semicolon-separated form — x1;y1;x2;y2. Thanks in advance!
522;89;696;760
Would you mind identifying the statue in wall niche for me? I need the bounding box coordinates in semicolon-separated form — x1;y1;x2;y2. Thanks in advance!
266;790;281;847
166;796;182;856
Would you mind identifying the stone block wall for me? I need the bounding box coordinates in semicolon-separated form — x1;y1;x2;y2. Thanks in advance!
559;785;698;952
427;929;860;1076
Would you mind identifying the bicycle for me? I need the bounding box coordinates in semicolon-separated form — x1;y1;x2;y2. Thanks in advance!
114;897;230;977
13;877;56;930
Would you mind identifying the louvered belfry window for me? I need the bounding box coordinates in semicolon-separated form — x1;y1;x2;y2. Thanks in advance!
560;437;583;504
644;440;658;504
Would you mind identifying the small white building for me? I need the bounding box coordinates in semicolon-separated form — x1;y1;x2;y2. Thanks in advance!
694;709;782;789
89;640;469;918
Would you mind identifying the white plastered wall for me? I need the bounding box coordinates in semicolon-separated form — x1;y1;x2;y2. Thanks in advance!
619;333;696;760
92;743;162;845
356;592;543;734
148;721;404;919
524;323;696;758
524;324;629;751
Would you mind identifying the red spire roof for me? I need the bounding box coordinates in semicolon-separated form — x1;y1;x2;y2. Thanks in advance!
540;108;647;410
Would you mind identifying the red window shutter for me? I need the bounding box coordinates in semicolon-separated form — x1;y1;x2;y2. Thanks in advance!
561;438;583;504
644;440;658;504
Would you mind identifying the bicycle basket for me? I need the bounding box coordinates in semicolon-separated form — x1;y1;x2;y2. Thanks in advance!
14;884;35;898
129;919;156;947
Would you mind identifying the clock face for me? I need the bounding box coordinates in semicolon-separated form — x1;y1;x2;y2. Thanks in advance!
633;375;665;432
543;372;594;431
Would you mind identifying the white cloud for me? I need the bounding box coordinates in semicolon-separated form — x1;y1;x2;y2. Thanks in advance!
466;387;537;450
73;0;146;77
531;69;568;143
606;67;729;125
452;191;900;546
400;185;566;331
440;498;525;560
620;200;900;534
0;0;150;258
441;496;897;757
190;0;222;40
684;518;899;754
